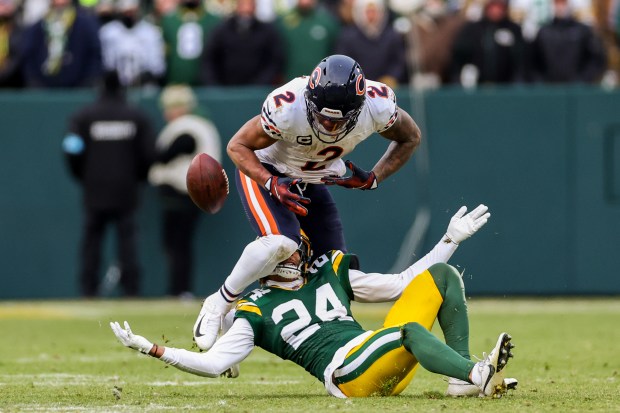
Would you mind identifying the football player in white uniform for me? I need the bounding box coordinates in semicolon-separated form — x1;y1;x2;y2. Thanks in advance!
193;55;421;351
112;203;518;398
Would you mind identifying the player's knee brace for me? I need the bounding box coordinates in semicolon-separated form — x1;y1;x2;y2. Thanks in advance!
427;263;463;298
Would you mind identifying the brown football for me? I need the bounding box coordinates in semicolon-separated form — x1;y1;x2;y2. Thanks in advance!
186;153;229;214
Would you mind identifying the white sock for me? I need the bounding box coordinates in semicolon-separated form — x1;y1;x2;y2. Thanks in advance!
223;234;298;294
217;284;239;304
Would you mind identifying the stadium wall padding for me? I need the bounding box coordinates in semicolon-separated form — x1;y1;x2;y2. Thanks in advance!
0;86;618;298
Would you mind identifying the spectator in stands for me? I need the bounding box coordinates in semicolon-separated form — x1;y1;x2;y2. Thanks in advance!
0;0;24;88
150;0;178;23
62;71;156;297
21;0;101;88
334;0;407;88
510;0;593;41
201;0;284;85
20;0;50;26
530;0;606;83
94;0;116;26
450;0;525;86
587;0;618;87
509;0;594;81
405;0;466;88
610;0;620;83
160;0;220;85
614;0;620;40
205;0;234;18
277;0;340;82
148;85;222;298
99;0;166;88
332;0;355;26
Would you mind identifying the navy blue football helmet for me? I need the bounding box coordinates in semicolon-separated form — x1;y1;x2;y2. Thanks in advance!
305;55;366;143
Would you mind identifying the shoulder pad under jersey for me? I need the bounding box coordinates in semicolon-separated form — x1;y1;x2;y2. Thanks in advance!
364;80;398;133
260;77;308;140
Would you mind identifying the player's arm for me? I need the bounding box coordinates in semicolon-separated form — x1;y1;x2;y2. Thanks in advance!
348;204;490;303
227;115;277;186
228;115;311;216
373;107;421;183
110;319;254;378
321;107;420;189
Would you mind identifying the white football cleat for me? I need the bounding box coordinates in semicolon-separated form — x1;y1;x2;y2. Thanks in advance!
193;292;232;351
446;378;481;397
446;377;518;397
476;332;515;398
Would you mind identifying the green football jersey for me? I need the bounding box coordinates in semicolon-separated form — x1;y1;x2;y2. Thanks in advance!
161;9;220;85
235;251;367;382
276;7;340;81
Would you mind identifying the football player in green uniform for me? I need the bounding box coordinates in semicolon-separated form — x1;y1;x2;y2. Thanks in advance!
111;204;517;398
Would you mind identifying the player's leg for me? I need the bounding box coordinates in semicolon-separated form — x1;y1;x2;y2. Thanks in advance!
383;263;469;354
384;263;517;396
163;202;200;296
333;326;415;397
333;323;514;398
297;184;346;260
401;323;515;398
415;264;520;396
224;168;300;296
115;208;140;297
79;209;107;297
382;263;470;393
401;322;473;382
194;168;299;350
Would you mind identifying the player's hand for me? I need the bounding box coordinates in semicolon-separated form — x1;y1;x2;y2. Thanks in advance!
220;364;240;378
110;321;154;354
321;160;377;190
265;176;310;216
445;204;490;244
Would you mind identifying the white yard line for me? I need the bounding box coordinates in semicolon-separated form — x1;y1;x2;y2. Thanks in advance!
0;372;301;387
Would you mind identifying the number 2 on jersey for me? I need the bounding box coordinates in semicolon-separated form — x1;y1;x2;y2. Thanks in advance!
301;146;344;171
273;91;295;108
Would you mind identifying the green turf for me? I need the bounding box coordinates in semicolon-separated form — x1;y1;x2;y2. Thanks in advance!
1;298;618;412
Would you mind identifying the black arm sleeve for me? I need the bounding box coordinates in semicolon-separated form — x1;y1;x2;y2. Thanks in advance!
156;133;197;163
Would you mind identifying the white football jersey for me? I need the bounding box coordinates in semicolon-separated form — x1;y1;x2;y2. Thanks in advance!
99;20;165;86
257;77;398;184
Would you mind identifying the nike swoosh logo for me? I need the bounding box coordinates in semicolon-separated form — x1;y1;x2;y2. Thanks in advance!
483;365;496;390
194;315;206;337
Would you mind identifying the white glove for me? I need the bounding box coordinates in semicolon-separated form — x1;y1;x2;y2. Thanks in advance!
110;321;154;354
445;204;490;244
220;364;240;378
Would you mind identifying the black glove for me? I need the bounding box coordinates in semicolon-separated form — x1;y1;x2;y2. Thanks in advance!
321;160;377;190
265;176;311;216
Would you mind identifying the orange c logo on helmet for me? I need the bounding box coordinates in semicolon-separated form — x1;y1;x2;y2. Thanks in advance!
355;74;365;96
309;67;321;90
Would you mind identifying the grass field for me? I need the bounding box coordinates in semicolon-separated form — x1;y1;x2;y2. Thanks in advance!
1;298;619;412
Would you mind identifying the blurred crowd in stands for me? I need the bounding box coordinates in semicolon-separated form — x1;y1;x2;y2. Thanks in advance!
1;0;619;90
